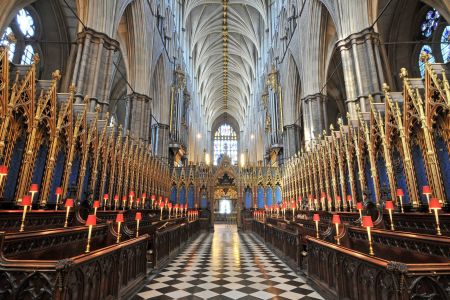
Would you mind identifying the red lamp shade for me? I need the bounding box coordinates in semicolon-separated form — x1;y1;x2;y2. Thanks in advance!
346;195;352;201
158;196;162;202
174;204;179;209
55;187;62;195
291;202;296;209
321;192;326;198
429;198;442;210
93;200;100;208
165;198;169;203
116;213;124;223
396;188;404;197
159;202;164;208
114;195;119;201
122;196;127;201
29;184;39;193
308;194;313;200
422;186;431;195
185;203;188;209
332;214;341;224
135;212;142;221
362;216;373;228
356;202;363;210
86;214;96;226
65;198;74;207
298;196;302;202
168;203;173;209
313;214;320;222
21;195;32;206
103;194;109;200
129;191;135;197
385;200;394;210
151;194;156;201
336;196;341;201
0;165;8;175
142;193;146;198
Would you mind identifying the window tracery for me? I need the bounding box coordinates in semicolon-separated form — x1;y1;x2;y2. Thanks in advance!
213;124;238;166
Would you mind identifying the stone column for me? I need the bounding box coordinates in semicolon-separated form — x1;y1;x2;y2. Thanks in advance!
153;123;170;162
71;28;119;114
283;124;301;159
127;93;151;141
301;93;327;145
337;28;385;116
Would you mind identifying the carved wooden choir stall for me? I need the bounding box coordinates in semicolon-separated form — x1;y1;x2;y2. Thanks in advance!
246;57;450;300
0;47;202;299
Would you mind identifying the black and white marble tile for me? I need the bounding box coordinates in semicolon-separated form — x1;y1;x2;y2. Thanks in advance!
134;225;324;300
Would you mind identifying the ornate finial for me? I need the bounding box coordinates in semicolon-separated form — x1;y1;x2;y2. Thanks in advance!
104;111;110;121
32;53;40;64
399;68;408;79
52;70;61;81
330;124;335;131
382;83;390;93
420;51;430;63
7;32;16;44
69;84;76;94
83;95;89;104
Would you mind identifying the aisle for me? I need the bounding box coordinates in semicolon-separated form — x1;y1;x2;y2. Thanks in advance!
134;225;323;300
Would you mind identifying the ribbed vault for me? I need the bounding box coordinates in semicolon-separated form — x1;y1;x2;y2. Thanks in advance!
184;0;266;129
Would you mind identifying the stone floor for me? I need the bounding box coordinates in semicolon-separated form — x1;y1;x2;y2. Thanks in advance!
134;224;324;300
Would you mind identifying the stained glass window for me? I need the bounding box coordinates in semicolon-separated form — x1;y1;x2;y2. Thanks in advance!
421;9;440;38
418;45;435;78
213;124;238;165
441;25;450;63
0;8;37;65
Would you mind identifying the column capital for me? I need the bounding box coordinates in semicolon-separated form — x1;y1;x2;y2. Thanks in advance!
336;27;380;50
301;93;327;104
125;92;152;103
76;27;120;51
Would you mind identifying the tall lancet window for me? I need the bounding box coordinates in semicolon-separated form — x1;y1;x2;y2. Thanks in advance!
213;124;238;165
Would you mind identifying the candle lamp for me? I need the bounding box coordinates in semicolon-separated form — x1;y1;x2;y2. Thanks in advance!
429;198;442;235
168;203;172;218
129;191;135;209
332;214;341;245
362;216;374;255
347;195;353;212
184;203;188;217
93;200;100;216
141;193;146;208
55;187;62;211
327;196;332;212
164;197;169;209
422;186;432;213
0;165;8;187
122;196;126;211
291;201;296;221
159;202;164;220
308;195;313;211
114;195;119;210
320;192;326;211
19;195;32;232
396;188;404;213
29;183;39;211
385;200;395;230
64;198;73;227
313;213;320;238
116;213;124;243
151;194;156;209
85;214;96;253
103;194;108;211
135;212;142;237
356;202;363;225
136;198;140;209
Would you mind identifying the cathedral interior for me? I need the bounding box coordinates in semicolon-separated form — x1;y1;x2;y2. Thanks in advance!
0;0;449;299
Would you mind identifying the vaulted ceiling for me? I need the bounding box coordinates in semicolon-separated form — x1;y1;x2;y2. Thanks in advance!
184;0;267;129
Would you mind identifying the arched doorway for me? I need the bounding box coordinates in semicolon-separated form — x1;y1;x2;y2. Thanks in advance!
212;156;238;224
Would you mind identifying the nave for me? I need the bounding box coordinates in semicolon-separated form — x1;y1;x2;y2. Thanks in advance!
135;225;323;300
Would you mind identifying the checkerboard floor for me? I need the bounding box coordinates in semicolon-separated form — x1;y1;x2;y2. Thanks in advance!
134;224;324;300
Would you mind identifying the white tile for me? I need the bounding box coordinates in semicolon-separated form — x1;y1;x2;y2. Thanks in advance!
251;290;277;300
308;291;325;299
274;283;297;291
145;282;168;289
194;290;219;299
279;291;306;299
223;282;245;290
221;290;247;299
165;290;191;299
198;282;220;289
172;282;194;289
137;290;163;299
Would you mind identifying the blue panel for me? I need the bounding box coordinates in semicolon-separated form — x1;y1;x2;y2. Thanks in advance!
412;143;428;203
49;151;65;203
257;186;264;208
345;170;351;196
170;186;177;203
245;189;252;209
275;186;282;204
4;136;25;201
201;195;207;208
364;156;376;202
393;148;410;203
188;186;195;208
353;160;362;200
435;134;450;204
376;152;390;198
69;152;80;187
80;157;91;202
31;143;48;201
266;187;273;206
179;186;186;204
